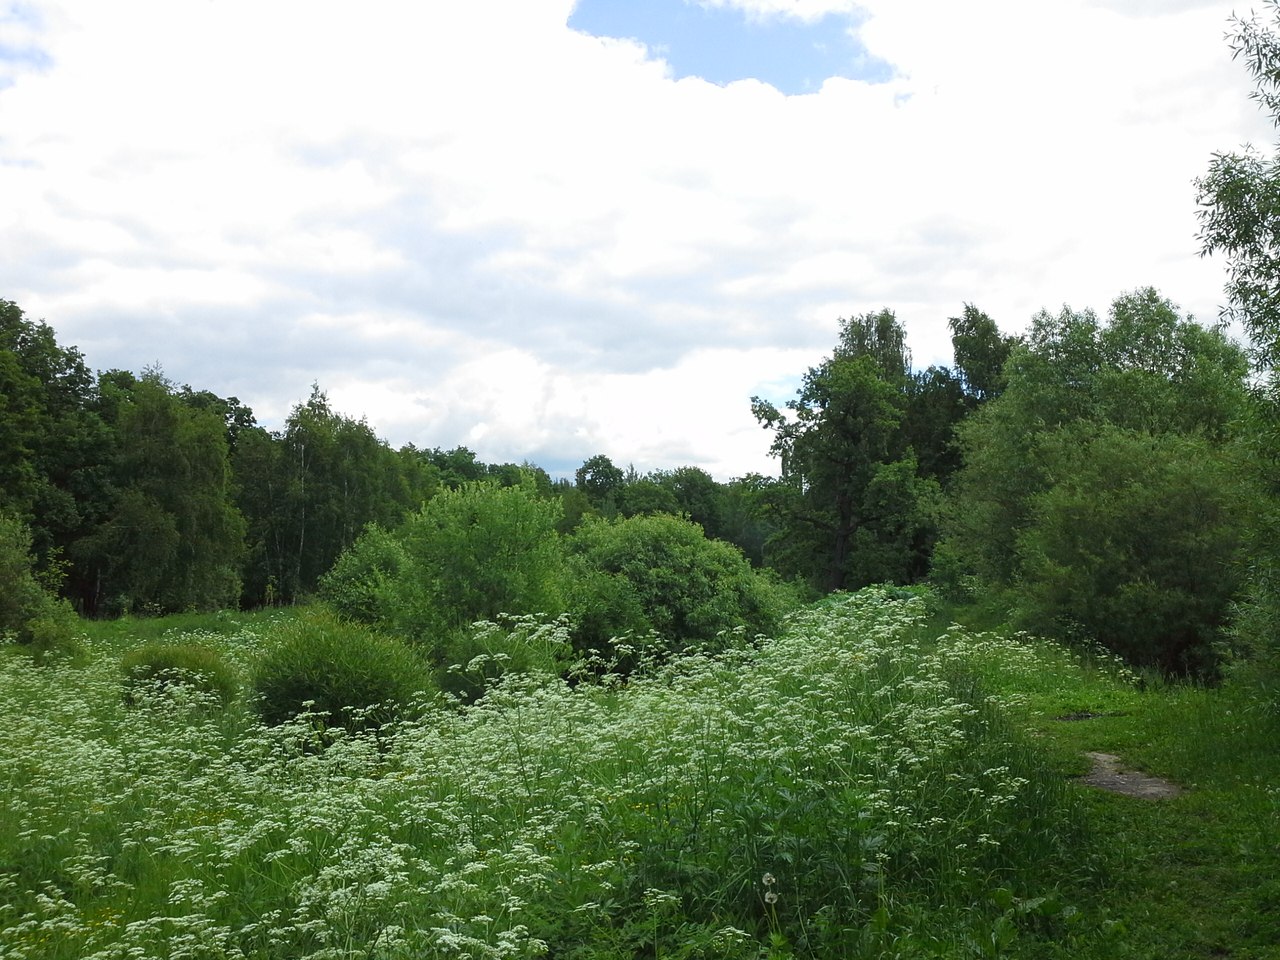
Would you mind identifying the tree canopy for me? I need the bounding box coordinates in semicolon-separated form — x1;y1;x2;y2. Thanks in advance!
937;289;1257;673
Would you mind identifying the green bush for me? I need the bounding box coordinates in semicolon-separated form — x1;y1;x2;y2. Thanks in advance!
121;642;239;708
320;478;566;663
317;522;410;624
252;610;432;732
1010;427;1252;675
0;512;82;663
565;513;793;665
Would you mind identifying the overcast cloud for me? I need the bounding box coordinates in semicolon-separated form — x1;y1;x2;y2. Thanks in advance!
0;0;1271;479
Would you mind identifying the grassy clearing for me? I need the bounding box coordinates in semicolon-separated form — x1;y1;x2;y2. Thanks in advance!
0;592;1276;958
938;615;1280;959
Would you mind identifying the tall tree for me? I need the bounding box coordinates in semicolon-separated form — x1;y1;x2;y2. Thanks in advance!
273;385;419;600
1195;2;1280;677
425;446;487;489
0;300;109;580
949;304;1014;403
1196;2;1280;368
899;306;1013;489
752;309;939;591
903;366;968;483
575;454;626;514
231;422;289;605
653;465;725;537
74;370;246;613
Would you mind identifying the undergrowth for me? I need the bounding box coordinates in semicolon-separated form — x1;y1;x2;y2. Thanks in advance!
1;591;1276;957
930;613;1280;959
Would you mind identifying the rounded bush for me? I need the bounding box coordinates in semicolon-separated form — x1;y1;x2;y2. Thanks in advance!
121;642;239;708
252;611;432;732
317;522;410;624
566;513;793;665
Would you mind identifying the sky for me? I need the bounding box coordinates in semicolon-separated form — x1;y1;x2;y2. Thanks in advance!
0;0;1273;480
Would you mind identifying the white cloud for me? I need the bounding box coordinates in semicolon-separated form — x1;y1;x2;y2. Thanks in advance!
696;0;865;22
0;0;1271;479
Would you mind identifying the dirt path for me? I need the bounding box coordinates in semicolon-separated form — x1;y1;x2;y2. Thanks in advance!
1079;751;1183;799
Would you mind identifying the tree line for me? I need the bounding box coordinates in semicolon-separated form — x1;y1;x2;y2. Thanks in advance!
0;318;507;616
0;304;789;618
2;285;1259;678
0;295;1004;609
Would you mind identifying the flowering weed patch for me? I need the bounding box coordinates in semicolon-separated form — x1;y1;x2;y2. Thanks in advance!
0;592;1095;958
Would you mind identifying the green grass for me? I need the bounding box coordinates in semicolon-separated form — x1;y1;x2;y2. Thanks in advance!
79;605;301;648
931;614;1280;959
1037;681;1280;959
0;591;1276;958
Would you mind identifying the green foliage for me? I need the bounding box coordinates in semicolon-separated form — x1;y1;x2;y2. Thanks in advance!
904;365;968;482
1196;1;1280;369
753;309;944;591
1011;427;1253;674
0;511;81;661
0;511;55;639
251;610;431;732
565;512;791;662
266;386;428;603
939;289;1257;672
903;305;1014;488
566;564;655;663
1195;6;1280;700
422;444;487;488
930;602;1280;960
10;594;1280;958
439;614;575;703
22;610;83;664
655;465;725;533
614;477;679;517
574;453;625;514
316;522;410;624
0;300;109;591
0;590;1108;959
73;370;246;615
320;478;566;662
222;386;439;608
950;302;1015;403
716;473;780;567
121;642;239;709
1224;386;1280;695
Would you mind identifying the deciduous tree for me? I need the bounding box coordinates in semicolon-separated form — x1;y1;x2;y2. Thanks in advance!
1195;2;1280;682
575;454;625;514
74;370;245;613
938;289;1255;672
753;310;939;590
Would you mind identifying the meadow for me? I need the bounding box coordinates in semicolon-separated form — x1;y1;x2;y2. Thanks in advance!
1;589;1277;959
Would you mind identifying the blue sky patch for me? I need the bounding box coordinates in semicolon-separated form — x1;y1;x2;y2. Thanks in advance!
0;4;52;90
568;0;893;94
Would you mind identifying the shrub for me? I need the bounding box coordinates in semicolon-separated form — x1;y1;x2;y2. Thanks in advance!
1010;427;1252;675
0;512;82;663
565;513;792;664
320;478;566;663
317;522;410;624
121;642;239;708
439;613;575;703
252;610;432;732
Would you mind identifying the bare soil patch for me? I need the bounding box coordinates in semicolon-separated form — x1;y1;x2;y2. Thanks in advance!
1079;752;1183;800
